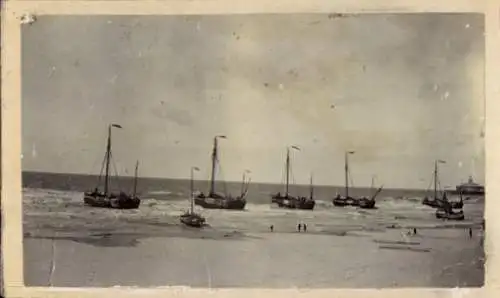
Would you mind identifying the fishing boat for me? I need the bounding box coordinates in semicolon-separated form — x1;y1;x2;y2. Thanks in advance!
194;135;249;210
454;176;484;195
358;176;384;209
180;166;206;228
435;198;465;221
435;208;465;220
271;146;315;210
332;151;362;207
83;124;141;209
422;160;462;209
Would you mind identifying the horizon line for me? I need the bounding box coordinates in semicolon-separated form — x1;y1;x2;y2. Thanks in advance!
21;169;456;192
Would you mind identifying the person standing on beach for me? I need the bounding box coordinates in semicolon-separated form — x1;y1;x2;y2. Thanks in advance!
297;223;302;232
270;225;274;232
413;228;417;235
469;227;473;238
303;223;307;232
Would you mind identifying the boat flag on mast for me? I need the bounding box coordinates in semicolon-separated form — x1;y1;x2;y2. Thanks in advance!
111;124;123;129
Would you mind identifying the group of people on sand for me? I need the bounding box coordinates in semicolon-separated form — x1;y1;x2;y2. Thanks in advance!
407;226;477;240
268;223;308;233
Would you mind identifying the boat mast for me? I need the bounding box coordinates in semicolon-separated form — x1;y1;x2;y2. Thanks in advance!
209;135;226;196
103;123;122;197
209;137;218;196
345;152;349;198
104;125;112;197
370;175;375;197
434;160;438;200
285;147;290;197
310;173;314;199
345;151;355;198
191;167;195;214
132;160;139;198
241;171;246;195
240;170;251;197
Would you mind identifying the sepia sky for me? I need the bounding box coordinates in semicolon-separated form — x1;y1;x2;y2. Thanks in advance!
21;14;485;189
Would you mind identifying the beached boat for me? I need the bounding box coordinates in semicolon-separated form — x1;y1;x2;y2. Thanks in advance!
194;135;249;210
358;176;384;209
180;167;206;228
271;146;315;210
83;124;141;209
421;160;462;209
332;151;365;207
454;176;484;196
435;200;465;221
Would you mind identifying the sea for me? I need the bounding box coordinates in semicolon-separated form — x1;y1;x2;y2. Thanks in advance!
22;171;430;203
22;171;485;288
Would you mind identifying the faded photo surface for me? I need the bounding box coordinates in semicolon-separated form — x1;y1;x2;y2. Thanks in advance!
22;14;485;288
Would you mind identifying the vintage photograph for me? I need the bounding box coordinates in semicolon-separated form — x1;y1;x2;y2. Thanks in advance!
22;13;485;288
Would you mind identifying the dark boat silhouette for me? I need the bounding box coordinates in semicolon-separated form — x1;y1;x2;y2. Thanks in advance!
435;207;465;221
180;166;206;228
422;160;463;209
358;176;384;209
83;124;141;209
271;146;315;210
453;176;484;196
194;135;249;210
332;151;382;207
435;192;465;221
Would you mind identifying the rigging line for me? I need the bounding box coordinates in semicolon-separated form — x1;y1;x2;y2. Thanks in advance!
110;152;122;191
426;176;432;192
91;150;103;185
216;157;229;196
281;158;286;190
348;169;354;189
205;155;211;192
97;152;106;188
288;161;295;192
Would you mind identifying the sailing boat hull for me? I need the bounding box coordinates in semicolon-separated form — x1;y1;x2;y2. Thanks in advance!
180;213;206;227
272;195;315;210
422;197;462;209
110;197;141;209
358;198;376;209
84;193;141;209
435;209;465;220
84;193;112;208
332;196;359;207
194;196;246;210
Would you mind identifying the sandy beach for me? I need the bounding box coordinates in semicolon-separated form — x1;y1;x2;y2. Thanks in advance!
24;228;483;288
23;188;484;288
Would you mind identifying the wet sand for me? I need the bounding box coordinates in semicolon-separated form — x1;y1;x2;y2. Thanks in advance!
24;227;484;288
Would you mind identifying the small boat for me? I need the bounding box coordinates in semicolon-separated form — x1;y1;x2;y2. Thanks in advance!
358;176;384;209
421;160;462;209
180;166;206;228
435;202;465;221
84;124;141;209
454;176;484;196
271;146;315;210
194;135;249;210
180;212;206;227
332;151;363;207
